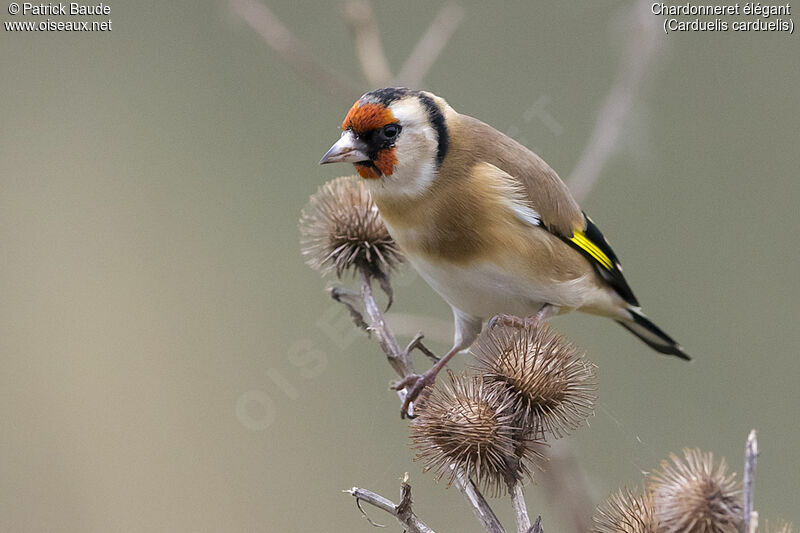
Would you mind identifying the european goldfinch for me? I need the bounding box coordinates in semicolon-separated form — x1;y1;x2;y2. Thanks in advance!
320;87;689;414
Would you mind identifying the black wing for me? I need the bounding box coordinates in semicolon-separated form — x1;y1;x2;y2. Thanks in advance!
556;213;639;307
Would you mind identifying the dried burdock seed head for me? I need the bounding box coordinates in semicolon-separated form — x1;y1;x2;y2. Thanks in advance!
300;176;403;279
649;448;743;533
470;318;597;439
410;371;544;495
592;488;657;533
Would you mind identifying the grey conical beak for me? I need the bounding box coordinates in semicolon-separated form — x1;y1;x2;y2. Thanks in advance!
319;131;370;165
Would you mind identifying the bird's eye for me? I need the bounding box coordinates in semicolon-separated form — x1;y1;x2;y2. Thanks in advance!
382;124;400;139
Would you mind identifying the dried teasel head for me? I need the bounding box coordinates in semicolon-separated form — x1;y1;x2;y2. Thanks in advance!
592;488;658;533
300;176;403;280
470;318;597;439
649;448;742;533
410;371;544;495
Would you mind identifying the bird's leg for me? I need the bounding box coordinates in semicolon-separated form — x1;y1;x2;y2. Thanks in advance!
392;308;482;418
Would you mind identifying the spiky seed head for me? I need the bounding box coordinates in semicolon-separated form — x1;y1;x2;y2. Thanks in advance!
410;372;544;495
592;488;658;533
649;448;743;533
300;175;403;279
470;319;597;439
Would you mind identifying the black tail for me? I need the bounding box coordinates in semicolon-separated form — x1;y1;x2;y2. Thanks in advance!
616;309;690;361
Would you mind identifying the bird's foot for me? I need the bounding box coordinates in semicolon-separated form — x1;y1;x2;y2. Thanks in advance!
488;306;558;331
391;370;437;419
487;313;537;330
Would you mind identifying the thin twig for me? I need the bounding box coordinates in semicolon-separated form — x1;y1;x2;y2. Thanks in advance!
229;0;361;100
453;468;506;533
404;333;440;363
344;0;393;87
743;429;758;533
346;474;435;533
510;482;532;533
528;516;543;533
396;2;464;87
567;0;664;203
330;287;369;331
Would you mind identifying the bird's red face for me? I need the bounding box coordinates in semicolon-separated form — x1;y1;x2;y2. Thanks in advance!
341;102;398;179
320;99;402;179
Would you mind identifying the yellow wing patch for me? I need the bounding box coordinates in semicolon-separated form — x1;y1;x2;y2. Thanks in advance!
571;231;613;270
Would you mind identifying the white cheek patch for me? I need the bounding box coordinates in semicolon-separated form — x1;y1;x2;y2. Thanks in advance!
370;100;439;198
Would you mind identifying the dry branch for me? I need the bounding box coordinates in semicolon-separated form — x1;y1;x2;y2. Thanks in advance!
347;474;435;533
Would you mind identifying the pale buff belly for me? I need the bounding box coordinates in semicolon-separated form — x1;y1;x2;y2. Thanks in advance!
403;252;616;320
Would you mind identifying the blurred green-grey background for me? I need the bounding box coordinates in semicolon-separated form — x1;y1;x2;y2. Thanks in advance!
2;1;798;531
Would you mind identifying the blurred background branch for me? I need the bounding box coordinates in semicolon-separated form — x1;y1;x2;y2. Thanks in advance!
395;2;464;87
232;0;463;95
229;0;362;99
567;0;664;202
343;0;393;87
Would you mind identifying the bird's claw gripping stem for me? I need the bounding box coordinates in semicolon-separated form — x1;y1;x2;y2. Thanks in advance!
392;371;436;419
